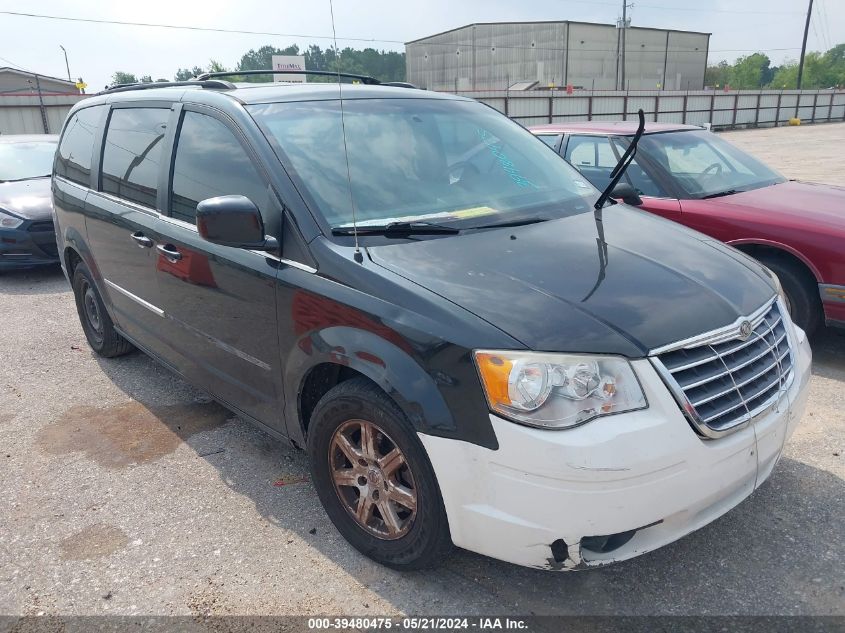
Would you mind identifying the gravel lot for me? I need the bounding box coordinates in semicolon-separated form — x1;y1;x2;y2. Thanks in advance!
1;122;843;618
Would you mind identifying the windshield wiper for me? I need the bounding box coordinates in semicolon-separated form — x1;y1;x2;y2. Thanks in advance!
331;221;460;237
469;216;549;230
594;109;646;211
700;189;741;199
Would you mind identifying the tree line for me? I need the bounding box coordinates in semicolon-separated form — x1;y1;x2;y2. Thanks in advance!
110;44;405;87
705;44;844;90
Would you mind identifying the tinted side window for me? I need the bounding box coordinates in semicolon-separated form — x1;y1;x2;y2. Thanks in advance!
169;112;267;224
565;135;617;168
55;105;105;186
101;108;169;208
536;134;561;149
564;135;618;191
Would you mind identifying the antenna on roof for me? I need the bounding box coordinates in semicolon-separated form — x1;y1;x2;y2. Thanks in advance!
329;0;363;263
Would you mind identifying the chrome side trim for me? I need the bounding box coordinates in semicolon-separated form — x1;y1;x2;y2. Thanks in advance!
88;190;159;217
250;250;318;274
53;175;90;192
158;214;197;231
820;283;845;304
154;217;318;274
649;295;778;355
103;279;165;317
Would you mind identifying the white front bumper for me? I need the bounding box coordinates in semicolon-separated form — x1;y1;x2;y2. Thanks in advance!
419;327;812;570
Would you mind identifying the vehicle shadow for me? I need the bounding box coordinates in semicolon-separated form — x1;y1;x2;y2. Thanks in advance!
88;350;844;616
809;327;845;380
0;265;67;296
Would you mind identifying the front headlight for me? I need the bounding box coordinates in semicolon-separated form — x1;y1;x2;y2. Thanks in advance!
474;350;647;429
0;210;24;229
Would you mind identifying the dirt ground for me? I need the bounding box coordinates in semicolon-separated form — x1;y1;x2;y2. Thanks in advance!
0;122;843;618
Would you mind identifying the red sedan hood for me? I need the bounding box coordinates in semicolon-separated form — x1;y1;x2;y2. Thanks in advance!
704;181;845;229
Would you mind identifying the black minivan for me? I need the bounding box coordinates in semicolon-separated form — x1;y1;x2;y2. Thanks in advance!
52;75;811;571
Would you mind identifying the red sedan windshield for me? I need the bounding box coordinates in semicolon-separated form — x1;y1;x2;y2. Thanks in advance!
637;130;785;198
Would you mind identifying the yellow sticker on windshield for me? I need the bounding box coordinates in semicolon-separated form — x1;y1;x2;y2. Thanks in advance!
450;206;497;219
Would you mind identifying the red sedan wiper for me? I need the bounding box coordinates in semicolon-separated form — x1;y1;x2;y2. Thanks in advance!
700;189;741;199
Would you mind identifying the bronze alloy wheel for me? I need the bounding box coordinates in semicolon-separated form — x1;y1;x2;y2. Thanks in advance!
329;419;418;540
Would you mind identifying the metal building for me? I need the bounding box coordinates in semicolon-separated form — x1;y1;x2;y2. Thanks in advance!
0;68;85;134
406;21;710;92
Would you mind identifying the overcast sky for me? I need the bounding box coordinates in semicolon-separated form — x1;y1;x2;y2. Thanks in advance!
1;0;842;89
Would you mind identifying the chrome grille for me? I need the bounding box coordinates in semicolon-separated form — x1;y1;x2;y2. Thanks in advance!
653;300;793;438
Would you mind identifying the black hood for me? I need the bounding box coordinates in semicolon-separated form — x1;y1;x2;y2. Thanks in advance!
0;177;52;221
368;207;775;357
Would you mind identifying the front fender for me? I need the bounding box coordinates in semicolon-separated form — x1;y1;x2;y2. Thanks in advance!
284;325;453;437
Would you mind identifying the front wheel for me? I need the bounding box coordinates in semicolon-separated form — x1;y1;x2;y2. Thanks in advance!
759;257;822;335
307;377;452;570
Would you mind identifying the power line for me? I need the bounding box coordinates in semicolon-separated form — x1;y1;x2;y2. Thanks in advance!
816;0;834;52
0;9;807;61
633;3;801;14
558;0;802;14
0;10;389;45
0;54;34;73
0;8;808;48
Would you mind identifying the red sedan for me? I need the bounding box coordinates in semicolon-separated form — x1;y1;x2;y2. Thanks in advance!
530;121;845;334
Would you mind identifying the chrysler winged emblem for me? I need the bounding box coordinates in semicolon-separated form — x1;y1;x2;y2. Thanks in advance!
739;320;753;340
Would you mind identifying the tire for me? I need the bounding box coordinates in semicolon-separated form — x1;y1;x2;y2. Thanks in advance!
72;262;134;358
759;257;822;335
307;377;452;570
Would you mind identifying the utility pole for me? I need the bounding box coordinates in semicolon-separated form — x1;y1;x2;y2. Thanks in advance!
34;75;49;133
59;45;71;82
616;1;633;90
796;0;814;90
621;0;628;91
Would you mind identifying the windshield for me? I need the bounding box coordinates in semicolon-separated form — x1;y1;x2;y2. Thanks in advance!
0;141;57;182
638;130;784;198
248;98;598;230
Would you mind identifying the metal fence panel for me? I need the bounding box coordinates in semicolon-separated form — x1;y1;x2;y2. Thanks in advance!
452;89;845;130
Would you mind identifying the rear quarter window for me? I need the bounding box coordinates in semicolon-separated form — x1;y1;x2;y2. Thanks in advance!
55;105;106;186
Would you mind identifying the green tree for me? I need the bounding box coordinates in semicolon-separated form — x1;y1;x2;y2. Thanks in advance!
174;66;204;81
111;71;138;85
704;61;729;88
728;53;771;89
770;53;826;88
139;75;153;83
820;44;845;87
207;59;227;73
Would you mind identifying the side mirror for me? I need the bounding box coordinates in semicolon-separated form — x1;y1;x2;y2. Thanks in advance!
611;182;643;206
196;195;273;250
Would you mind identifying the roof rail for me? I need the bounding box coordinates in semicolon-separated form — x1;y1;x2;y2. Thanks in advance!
194;69;381;85
381;81;420;89
99;79;236;95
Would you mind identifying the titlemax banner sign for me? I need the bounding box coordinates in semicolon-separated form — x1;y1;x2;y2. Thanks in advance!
272;55;307;83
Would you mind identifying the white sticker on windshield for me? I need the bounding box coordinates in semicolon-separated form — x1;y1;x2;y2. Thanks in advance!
573;180;589;188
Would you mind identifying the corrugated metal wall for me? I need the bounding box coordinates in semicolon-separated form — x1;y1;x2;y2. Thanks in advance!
0;93;87;135
406;22;709;91
459;89;845;130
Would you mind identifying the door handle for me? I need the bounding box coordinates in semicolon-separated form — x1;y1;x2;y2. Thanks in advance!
130;232;154;248
156;244;183;262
